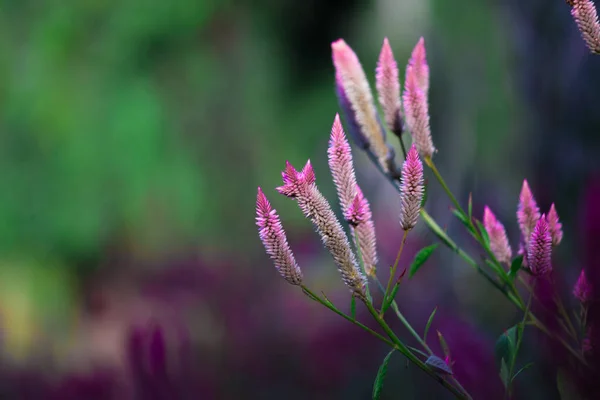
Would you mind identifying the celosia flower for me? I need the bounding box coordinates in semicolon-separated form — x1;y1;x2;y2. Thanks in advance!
483;206;512;264
276;160;367;299
527;215;553;276
403;55;435;159
547;203;563;246
574;269;592;303
376;37;402;134
405;37;430;96
256;187;302;285
399;145;424;230
328;115;378;276
332;39;393;172
517;179;541;243
571;0;600;54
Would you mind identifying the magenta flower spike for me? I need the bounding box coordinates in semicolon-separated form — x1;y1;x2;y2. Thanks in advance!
332;39;392;173
376;38;402;133
547;203;563;246
573;269;592;304
399;145;425;230
483;206;513;264
571;0;600;54
517;179;541;244
406;37;430;96
403;63;435;159
277;160;367;299
327;115;379;276
527;215;553;276
256;187;303;285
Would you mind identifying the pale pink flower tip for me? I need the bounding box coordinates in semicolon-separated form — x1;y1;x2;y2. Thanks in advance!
406;37;430;95
345;188;367;227
277;160;315;198
403;71;435;159
573;269;592;304
376;37;402;133
256;187;302;285
483;206;513;264
527;215;552;276
571;0;600;54
399;145;424;230
547;203;563;246
517;179;541;243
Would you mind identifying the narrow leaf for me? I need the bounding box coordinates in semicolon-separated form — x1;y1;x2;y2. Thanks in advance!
350;296;356;320
475;219;490;247
425;355;453;375
420;210;459;251
468;192;473;219
494;326;517;368
452;208;472;232
382;282;401;314
409;244;439;278
512;362;534;382
500;359;510;389
423;307;437;342
437;330;450;360
509;255;523;280
372;349;395;400
302;288;319;302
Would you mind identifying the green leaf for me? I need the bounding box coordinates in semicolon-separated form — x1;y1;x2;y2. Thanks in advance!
500;358;510;389
423;307;437;342
509;255;523;280
372;349;395;400
382;282;401;314
468;192;473;219
495;326;517;368
409;244;439;278
557;368;584;400
452;209;473;233
420;210;459;252
437;330;450;359
350;295;356;320
475;219;490;247
512;362;534;382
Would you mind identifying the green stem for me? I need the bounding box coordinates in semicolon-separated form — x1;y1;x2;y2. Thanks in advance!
507;282;535;398
382;230;408;316
373;278;434;355
363;300;471;400
300;286;394;347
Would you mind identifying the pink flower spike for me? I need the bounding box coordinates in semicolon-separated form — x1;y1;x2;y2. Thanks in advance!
571;0;600;54
403;67;435;158
483;206;513;264
406;37;430;96
399;145;424;230
332;39;392;172
547;203;563;246
573;269;592;304
517;179;541;243
345;189;367;227
276;160;315;198
328;114;357;215
527;215;553;276
256;187;302;285
376;37;402;133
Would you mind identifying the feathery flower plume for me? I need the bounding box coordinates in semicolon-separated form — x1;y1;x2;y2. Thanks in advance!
276;160;367;299
483;206;513;264
403;63;435;159
574;269;592;303
328;115;378;276
399;145;425;230
517;179;541;243
376;38;402;134
332;39;393;172
405;37;430;96
547;203;563;246
527;215;553;276
571;0;600;54
256;188;302;285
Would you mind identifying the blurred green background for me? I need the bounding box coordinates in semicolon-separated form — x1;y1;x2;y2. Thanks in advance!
0;0;598;398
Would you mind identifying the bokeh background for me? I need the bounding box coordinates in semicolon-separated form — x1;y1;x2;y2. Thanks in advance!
0;0;599;399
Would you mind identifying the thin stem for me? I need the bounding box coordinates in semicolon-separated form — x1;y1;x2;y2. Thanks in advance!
507;282;535;399
373;277;434;355
363;300;471;400
382;230;408;316
300;286;394;347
